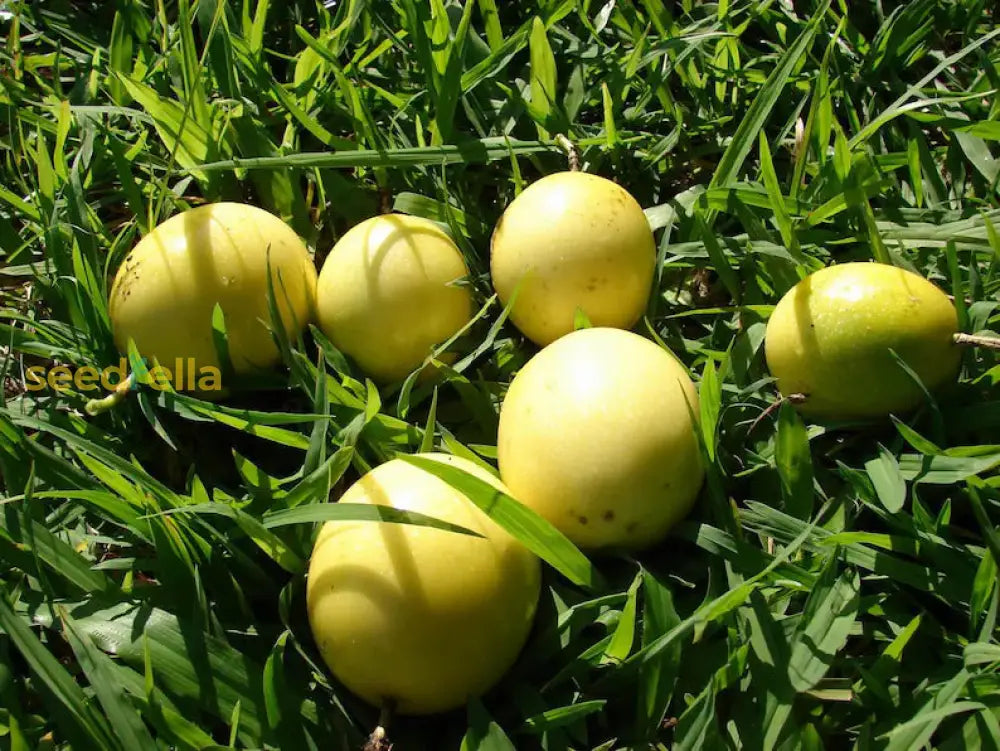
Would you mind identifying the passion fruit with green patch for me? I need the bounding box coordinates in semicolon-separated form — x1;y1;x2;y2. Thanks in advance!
764;262;961;420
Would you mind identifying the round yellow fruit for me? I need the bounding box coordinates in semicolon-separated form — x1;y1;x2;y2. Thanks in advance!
306;453;541;715
490;171;655;346
108;202;317;388
497;327;703;551
315;214;473;382
764;262;960;420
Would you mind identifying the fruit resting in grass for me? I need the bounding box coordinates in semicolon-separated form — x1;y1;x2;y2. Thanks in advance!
490;172;655;346
306;454;541;715
315;214;473;382
108;202;317;389
764;262;961;420
497;327;703;551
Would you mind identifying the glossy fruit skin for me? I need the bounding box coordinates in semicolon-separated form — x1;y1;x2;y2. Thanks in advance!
764;262;961;420
109;202;317;380
490;172;655;346
497;328;703;551
315;214;473;383
306;453;541;716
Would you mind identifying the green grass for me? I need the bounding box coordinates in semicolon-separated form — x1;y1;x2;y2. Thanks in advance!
2;0;1000;748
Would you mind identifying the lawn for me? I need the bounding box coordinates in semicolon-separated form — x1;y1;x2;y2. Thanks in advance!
2;1;1000;749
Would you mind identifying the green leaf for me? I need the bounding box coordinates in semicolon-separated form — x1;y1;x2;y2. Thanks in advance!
849;26;1000;149
477;0;503;50
248;0;270;57
528;17;557;127
695;212;741;302
759;131;802;262
281;446;354;510
602;82;618;148
883;679;981;751
117;76;217;180
22;597;324;743
462;698;516;751
964;642;1000;666
674;681;718;750
153;503;305;574
398;454;601;589
198;139;557;172
60;608;156;750
707;3;829;205
177;401;312;449
635;566;683;738
775;401;814;520
601;573;641;664
0;595;117;749
210;303;236;389
787;567;861;692
865;444;907;513
261;501;483;537
699;358;722;461
898;452;1000;484
521;700;607;733
461;20;533;92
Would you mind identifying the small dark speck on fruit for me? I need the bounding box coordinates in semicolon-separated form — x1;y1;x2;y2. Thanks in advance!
578;515;589;525
627;522;638;533
603;510;614;521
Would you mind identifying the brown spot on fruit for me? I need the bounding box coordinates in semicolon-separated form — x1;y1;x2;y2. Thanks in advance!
578;515;589;525
603;510;614;521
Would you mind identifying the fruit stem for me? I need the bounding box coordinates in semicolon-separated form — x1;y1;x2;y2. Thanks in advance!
954;332;1000;350
362;705;394;751
555;134;580;172
748;392;808;435
84;372;136;416
379;186;392;215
